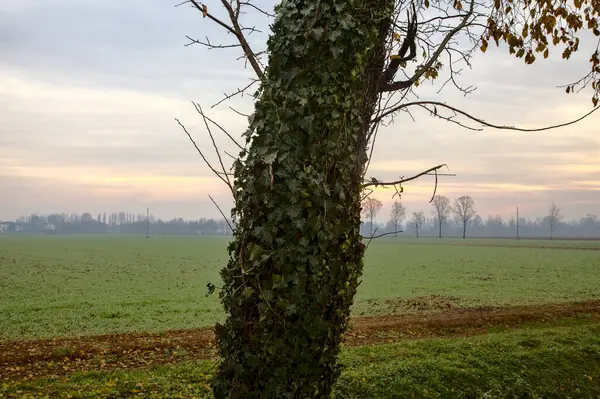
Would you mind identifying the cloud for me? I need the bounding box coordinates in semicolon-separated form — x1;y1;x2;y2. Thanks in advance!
0;0;598;222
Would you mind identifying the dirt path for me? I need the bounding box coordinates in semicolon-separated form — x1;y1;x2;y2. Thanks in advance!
2;300;600;381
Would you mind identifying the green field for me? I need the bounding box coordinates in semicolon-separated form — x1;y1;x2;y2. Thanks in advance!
1;235;599;340
3;322;600;398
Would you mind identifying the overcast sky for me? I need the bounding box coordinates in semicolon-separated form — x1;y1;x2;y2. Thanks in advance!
1;0;598;223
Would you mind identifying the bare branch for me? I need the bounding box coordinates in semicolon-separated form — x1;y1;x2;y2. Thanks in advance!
381;0;476;92
209;194;234;232
429;167;439;203
417;103;483;131
364;164;451;188
234;0;241;20
240;2;275;18
366;230;404;239
181;0;264;79
181;0;237;35
229;106;251;117
217;0;264;79
193;101;245;150
381;3;418;86
175;118;233;193
184;35;241;49
363;227;378;251
212;79;259;108
224;150;238;160
360;188;374;202
374;100;600;131
193;103;232;189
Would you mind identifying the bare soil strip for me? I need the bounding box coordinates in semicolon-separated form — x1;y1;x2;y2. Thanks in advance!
2;300;599;381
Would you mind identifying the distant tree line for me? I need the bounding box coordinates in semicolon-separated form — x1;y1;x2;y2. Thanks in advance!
2;202;598;239
0;212;233;236
360;196;600;240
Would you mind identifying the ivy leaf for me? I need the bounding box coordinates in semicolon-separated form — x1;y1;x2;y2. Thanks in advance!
242;286;255;299
272;274;282;286
311;27;325;40
331;46;343;58
263;151;278;164
206;282;216;297
328;29;342;42
284;304;297;316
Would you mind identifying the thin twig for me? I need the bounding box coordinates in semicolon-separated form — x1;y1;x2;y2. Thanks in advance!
364;227;378;251
184;35;241;49
224;150;237;160
193;101;245;150
366;230;405;239
212;79;258;108
363;164;449;187
418;104;483;131
229;106;251;117
175;118;232;191
429;168;439;203
240;1;275;17
209;194;234;232
193;103;232;190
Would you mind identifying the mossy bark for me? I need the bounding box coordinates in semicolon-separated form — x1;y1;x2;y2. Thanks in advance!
212;1;395;397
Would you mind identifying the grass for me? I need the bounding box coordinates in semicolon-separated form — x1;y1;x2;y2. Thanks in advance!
2;235;599;397
0;236;225;340
1;235;599;340
394;236;600;249
1;321;599;398
355;238;600;315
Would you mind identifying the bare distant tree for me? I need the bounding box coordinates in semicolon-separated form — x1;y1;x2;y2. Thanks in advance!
389;201;406;237
410;211;426;238
431;195;451;238
453;196;476;239
547;202;563;240
362;197;383;236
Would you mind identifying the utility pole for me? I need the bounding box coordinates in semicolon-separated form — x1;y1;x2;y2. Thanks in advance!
146;208;150;238
516;206;520;241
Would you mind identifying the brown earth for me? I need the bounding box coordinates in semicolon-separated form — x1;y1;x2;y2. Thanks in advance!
2;300;600;381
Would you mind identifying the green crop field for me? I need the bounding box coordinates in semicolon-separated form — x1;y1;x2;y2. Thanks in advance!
0;235;599;340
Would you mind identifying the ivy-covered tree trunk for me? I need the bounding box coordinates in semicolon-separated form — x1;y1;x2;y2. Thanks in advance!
212;1;394;397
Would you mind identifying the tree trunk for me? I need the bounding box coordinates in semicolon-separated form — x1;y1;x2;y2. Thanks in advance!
462;221;466;239
438;219;442;238
212;1;395;398
370;213;374;236
394;221;398;237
